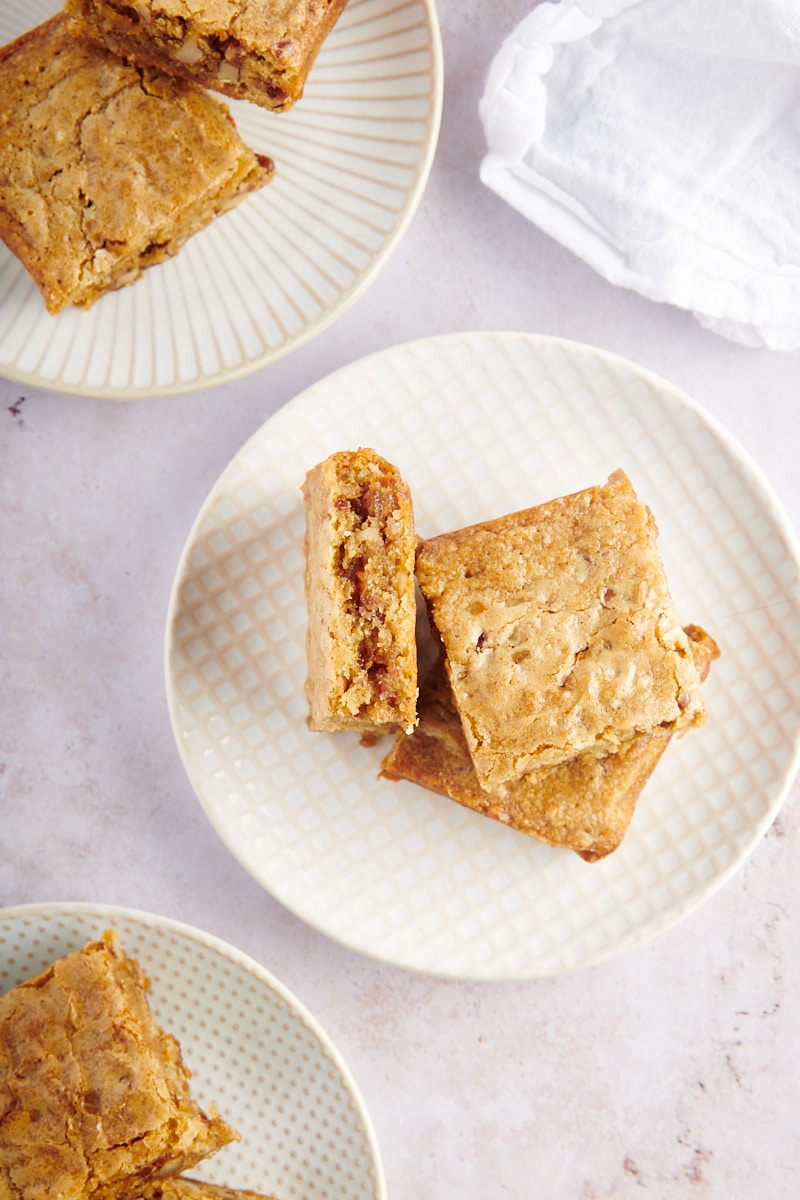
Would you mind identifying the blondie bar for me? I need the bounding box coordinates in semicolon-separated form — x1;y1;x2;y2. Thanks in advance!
0;15;273;314
414;471;706;789
65;0;349;112
303;448;418;735
381;626;719;861
0;931;237;1200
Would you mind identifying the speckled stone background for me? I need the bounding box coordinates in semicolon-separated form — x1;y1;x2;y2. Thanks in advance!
1;1;799;1196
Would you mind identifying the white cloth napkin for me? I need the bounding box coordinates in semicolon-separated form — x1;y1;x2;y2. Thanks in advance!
479;0;800;349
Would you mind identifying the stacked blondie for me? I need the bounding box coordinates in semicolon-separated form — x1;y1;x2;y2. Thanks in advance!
0;931;277;1200
303;455;718;860
0;1;347;313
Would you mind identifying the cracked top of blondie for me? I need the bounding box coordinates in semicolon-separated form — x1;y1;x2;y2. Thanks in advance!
415;470;706;789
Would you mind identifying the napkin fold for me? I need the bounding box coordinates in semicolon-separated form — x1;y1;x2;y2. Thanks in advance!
479;0;800;349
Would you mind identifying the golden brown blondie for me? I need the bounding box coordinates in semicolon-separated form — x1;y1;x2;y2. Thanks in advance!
0;931;237;1200
381;625;719;861
0;15;273;314
414;470;706;789
65;0;349;112
303;448;418;736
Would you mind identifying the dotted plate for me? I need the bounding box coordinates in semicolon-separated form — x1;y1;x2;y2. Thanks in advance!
165;331;800;979
0;902;386;1199
0;0;442;398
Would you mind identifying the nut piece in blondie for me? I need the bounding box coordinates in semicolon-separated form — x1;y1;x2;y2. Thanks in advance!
0;15;273;314
381;626;719;861
65;0;349;112
0;930;238;1200
303;448;418;736
415;470;706;789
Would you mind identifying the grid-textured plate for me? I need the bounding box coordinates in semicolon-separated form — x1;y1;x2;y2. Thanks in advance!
0;902;386;1199
0;0;442;398
165;331;800;980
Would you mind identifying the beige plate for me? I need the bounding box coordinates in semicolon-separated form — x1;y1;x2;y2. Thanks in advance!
166;332;800;980
0;0;442;398
0;902;386;1199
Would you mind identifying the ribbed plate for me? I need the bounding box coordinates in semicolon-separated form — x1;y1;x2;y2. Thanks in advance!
165;332;800;980
0;902;386;1199
0;0;442;398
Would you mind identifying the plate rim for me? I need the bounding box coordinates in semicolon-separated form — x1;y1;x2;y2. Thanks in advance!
0;898;388;1199
0;0;444;401
164;328;800;980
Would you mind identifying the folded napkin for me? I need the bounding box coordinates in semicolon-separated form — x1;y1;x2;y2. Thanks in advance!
480;0;800;349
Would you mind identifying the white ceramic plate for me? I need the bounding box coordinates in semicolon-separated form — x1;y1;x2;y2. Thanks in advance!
0;902;386;1199
165;331;800;980
0;0;442;398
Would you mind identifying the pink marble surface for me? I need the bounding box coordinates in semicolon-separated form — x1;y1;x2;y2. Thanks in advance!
1;1;799;1196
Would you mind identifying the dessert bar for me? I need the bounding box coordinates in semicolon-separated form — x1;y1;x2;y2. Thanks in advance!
65;0;349;112
0;931;237;1200
0;15;273;314
414;470;706;789
303;448;418;735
